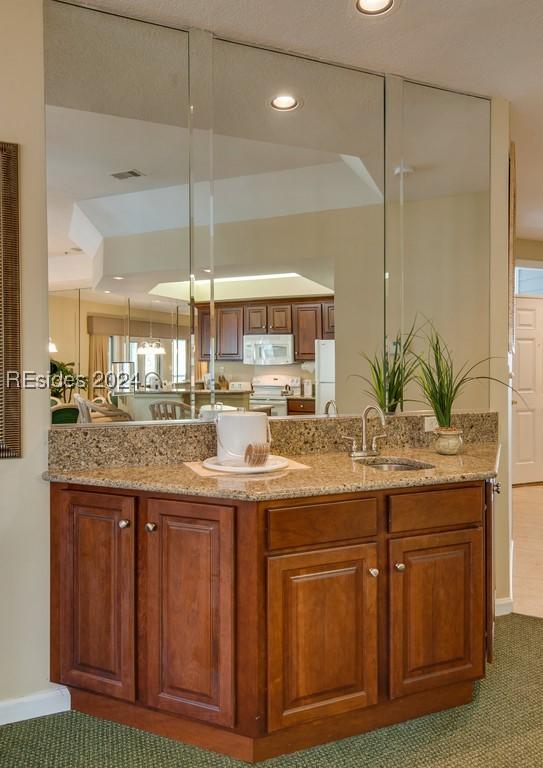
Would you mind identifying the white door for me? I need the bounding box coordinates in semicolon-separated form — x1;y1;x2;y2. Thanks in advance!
513;297;543;484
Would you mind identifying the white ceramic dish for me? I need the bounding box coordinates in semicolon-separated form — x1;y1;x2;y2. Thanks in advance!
202;455;289;474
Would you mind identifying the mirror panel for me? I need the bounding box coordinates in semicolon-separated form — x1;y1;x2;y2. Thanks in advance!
45;1;191;421
209;40;385;416
386;78;491;411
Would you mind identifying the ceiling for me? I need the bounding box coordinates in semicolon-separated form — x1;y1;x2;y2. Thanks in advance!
62;0;543;240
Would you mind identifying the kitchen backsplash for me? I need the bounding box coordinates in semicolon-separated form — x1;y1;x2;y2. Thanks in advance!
48;411;498;472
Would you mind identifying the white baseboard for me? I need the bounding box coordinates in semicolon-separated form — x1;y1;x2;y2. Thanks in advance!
495;597;514;616
0;685;70;726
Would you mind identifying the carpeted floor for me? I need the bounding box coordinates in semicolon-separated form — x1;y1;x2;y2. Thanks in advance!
0;614;541;767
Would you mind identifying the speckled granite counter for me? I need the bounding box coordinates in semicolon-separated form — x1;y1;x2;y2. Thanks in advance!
46;443;499;502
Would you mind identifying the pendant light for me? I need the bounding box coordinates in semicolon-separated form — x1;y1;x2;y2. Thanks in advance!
137;310;166;355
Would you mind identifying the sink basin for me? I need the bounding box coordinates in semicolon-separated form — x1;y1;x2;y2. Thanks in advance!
355;457;435;471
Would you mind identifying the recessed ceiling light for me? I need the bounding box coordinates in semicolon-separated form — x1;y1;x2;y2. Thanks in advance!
113;276;124;281
203;268;212;274
270;94;299;111
356;0;395;15
104;290;111;294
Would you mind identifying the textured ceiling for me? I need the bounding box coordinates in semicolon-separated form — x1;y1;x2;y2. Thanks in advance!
63;0;543;240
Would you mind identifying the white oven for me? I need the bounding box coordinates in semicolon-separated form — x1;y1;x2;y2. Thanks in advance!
243;334;294;366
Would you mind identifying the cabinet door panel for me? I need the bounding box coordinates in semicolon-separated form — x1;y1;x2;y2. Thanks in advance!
244;305;268;334
268;303;292;333
198;307;211;361
293;303;322;360
322;301;335;339
217;306;243;360
58;491;135;701
143;499;234;726
389;528;484;699
268;544;378;732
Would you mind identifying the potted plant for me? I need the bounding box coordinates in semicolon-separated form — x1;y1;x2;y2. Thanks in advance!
361;321;418;415
50;359;88;403
415;329;503;455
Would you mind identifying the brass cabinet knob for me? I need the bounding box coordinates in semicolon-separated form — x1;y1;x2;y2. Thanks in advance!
145;522;158;533
395;563;406;572
118;519;130;529
368;567;380;578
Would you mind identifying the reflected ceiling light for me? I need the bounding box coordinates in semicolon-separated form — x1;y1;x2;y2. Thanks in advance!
104;290;111;294
270;94;299;111
356;0;395;15
214;273;299;284
113;276;124;280
203;268;212;274
136;340;166;356
48;337;58;355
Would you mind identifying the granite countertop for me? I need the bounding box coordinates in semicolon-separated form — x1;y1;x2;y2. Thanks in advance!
286;395;315;400
46;443;499;502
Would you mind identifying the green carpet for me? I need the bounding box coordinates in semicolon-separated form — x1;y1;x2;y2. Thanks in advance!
1;614;541;767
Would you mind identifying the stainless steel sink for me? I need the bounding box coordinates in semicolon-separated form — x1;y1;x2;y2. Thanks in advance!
355;457;435;471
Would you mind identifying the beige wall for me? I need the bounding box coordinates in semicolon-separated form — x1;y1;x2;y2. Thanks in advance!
0;0;50;700
516;238;543;264
490;99;512;605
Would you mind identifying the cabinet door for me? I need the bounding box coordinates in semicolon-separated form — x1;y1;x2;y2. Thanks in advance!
198;307;211;361
268;303;292;333
217;306;243;360
268;544;378;732
143;499;235;726
322;301;335;339
293;303;323;360
244;305;268;334
389;528;484;699
57;491;135;701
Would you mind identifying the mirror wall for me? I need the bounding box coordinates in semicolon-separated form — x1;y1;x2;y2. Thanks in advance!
45;2;491;425
386;79;491;411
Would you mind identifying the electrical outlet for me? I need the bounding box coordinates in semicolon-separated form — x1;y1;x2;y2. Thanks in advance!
424;416;438;432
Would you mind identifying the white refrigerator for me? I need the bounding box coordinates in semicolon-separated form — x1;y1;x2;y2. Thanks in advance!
315;340;336;415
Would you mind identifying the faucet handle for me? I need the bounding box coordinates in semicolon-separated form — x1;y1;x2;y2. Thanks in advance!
371;433;387;453
341;435;360;455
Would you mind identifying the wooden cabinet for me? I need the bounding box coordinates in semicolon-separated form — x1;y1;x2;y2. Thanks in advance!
198;307;211;361
267;544;378;731
244;305;267;335
51;479;491;761
287;397;315;415
322;300;335;339
142;499;235;726
55;490;135;701
293;303;323;360
389;528;484;699
216;306;243;360
198;298;331;360
268;303;292;333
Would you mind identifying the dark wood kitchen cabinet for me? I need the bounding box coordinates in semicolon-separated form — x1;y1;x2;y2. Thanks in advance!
197;306;211;361
244;305;268;334
389;528;484;699
51;479;492;763
268;303;292;333
142;499;235;726
293;303;323;360
322;300;335;339
216;306;244;360
53;490;136;701
267;543;378;731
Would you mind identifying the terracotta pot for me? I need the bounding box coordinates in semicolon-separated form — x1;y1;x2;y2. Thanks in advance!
434;427;463;455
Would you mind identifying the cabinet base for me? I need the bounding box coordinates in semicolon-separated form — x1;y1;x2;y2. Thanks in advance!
69;682;474;764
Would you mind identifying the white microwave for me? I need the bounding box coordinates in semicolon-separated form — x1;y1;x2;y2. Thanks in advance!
243;334;294;366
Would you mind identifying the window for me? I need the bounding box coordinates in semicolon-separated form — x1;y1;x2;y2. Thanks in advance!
172;339;187;384
515;265;543;296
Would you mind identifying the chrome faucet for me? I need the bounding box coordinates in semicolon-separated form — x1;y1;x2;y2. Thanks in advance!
342;404;387;458
361;405;387;456
324;400;338;416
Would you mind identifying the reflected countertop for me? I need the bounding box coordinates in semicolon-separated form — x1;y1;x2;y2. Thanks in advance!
46;443;499;502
